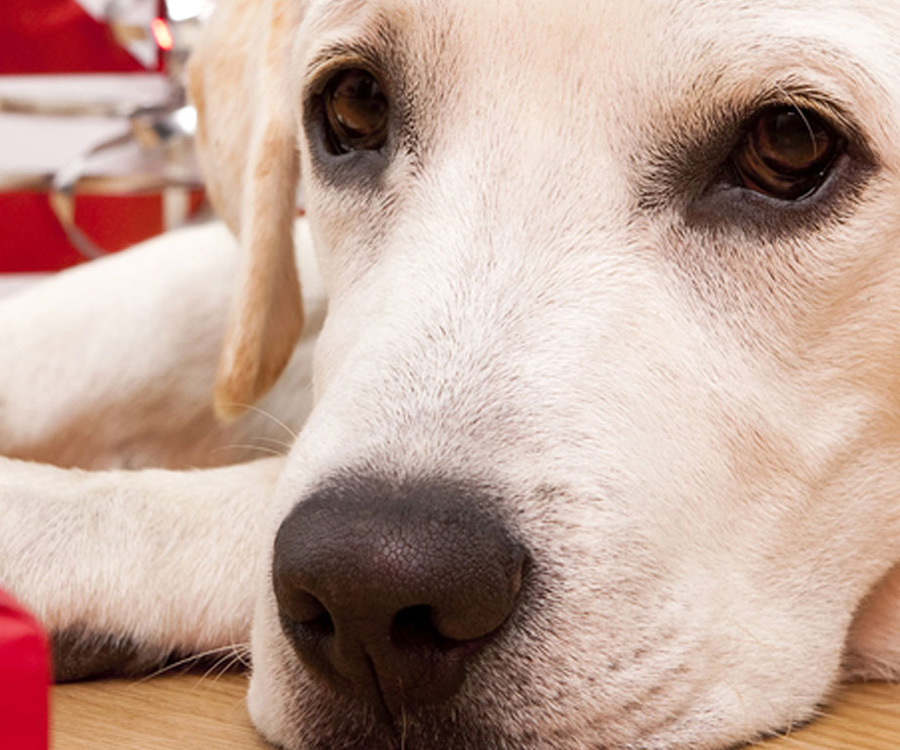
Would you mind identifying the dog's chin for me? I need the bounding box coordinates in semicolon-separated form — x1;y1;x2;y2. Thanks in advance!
246;584;841;750
247;668;526;750
246;607;615;750
254;691;405;750
246;530;844;750
248;671;788;750
247;634;837;750
246;635;569;750
246;648;776;750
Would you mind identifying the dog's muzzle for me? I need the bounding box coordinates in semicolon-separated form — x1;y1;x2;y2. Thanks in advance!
272;474;528;719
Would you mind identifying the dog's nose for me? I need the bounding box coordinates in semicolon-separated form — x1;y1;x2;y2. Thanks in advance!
272;476;527;715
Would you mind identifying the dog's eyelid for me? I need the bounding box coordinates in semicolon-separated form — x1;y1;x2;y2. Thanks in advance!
734;74;883;162
303;45;391;102
741;90;864;150
729;91;878;194
635;82;875;215
714;84;866;158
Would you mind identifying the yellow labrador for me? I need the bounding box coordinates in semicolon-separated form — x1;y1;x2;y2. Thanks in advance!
3;0;900;748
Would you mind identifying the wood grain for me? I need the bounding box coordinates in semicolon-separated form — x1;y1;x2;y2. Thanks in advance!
52;673;900;749
53;672;269;750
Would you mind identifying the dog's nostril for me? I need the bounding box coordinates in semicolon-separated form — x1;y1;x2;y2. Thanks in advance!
390;605;461;652
273;576;336;636
294;593;335;638
389;604;506;664
272;475;527;714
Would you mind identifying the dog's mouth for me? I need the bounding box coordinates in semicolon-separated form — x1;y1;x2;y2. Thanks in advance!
273;682;530;750
281;603;504;723
259;474;707;750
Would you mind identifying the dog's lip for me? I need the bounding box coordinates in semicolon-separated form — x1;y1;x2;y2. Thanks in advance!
374;632;500;720
290;705;507;750
286;691;466;750
300;630;499;728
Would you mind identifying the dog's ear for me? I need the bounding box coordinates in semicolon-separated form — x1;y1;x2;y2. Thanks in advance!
188;0;305;420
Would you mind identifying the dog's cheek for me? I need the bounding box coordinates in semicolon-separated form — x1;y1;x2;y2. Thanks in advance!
246;591;316;749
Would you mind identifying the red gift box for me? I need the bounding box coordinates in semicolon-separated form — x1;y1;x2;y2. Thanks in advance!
0;0;158;75
1;1;206;273
0;589;49;750
0;187;207;273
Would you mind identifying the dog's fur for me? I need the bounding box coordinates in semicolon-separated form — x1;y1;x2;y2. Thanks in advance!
3;0;900;747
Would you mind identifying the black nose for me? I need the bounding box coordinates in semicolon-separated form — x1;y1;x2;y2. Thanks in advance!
272;475;527;716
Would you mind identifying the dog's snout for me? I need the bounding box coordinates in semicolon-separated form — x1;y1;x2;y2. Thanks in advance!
272;475;527;715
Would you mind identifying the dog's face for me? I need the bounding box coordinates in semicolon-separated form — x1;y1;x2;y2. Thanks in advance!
190;1;900;747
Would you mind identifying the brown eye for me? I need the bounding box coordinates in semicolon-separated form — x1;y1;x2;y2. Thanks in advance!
323;68;389;154
731;106;842;200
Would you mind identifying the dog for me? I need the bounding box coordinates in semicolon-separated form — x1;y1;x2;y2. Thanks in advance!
3;0;900;747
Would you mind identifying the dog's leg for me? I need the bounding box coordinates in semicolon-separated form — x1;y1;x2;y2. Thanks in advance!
0;223;235;468
0;455;283;680
0;221;322;470
844;563;900;680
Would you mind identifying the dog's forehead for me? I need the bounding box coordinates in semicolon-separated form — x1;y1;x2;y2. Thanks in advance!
297;0;899;166
299;0;895;92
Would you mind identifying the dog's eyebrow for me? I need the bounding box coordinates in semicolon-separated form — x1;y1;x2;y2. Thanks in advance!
306;41;386;82
631;24;896;213
302;6;407;96
301;28;414;118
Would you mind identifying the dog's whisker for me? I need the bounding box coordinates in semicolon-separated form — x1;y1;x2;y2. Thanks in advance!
399;693;409;750
191;642;253;687
197;648;250;685
231;643;252;669
210;443;289;458
135;653;213;683
250;435;296;452
221;401;299;441
773;82;818;153
133;643;251;684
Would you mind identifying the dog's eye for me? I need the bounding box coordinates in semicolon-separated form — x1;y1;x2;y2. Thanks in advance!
730;106;842;200
322;68;389;154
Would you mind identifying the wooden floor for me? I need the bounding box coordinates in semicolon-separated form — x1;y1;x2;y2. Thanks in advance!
52;672;900;749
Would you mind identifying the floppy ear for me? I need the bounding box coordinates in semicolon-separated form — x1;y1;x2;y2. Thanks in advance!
188;0;305;420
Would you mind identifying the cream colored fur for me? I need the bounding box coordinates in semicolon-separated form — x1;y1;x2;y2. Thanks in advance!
2;0;900;748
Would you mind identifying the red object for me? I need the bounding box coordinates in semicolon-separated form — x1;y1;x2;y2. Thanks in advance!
0;589;49;750
0;190;207;273
0;0;152;74
0;1;203;271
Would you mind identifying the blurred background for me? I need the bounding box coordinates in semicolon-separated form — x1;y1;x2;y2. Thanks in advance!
0;0;214;273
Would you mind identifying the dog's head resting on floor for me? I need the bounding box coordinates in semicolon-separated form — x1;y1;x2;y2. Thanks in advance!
189;1;900;748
